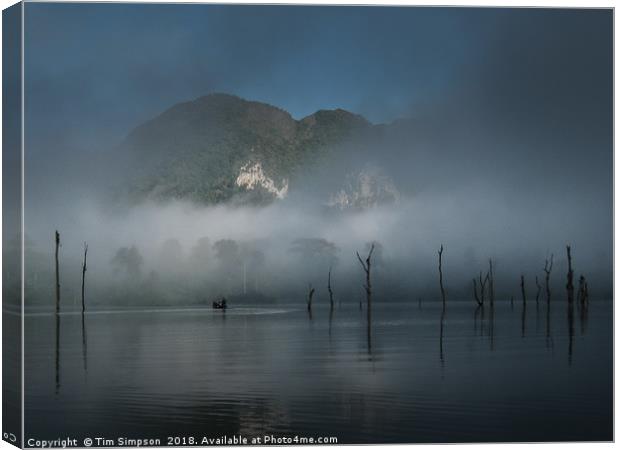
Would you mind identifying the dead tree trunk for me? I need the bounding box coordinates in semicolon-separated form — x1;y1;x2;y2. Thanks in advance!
55;230;61;315
327;267;334;311
488;259;495;306
566;245;574;304
356;244;375;313
479;271;488;305
438;245;446;308
544;254;553;303
307;284;315;312
520;275;526;305
535;276;541;305
577;275;589;306
472;278;482;307
357;244;375;351
81;243;88;314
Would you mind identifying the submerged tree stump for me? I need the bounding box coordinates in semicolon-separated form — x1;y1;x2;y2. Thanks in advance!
55;230;61;315
544;254;554;303
357;243;375;352
327;267;334;311
81;242;88;314
566;246;574;304
438;245;446;308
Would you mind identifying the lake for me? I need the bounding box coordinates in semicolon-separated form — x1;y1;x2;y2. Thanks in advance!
24;298;612;445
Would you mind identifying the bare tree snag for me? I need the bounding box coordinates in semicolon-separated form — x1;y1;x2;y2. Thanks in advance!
307;284;315;312
438;245;446;308
55;230;61;315
472;278;482;306
578;275;589;306
535;276;541;305
327;267;334;311
357;243;375;351
544;254;553;303
566;245;574;304
81;242;88;314
520;275;526;305
357;244;375;310
479;271;489;305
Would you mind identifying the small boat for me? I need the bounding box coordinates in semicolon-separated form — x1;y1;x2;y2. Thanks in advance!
212;298;227;309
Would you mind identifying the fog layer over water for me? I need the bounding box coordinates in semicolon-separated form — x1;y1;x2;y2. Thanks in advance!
19;174;612;310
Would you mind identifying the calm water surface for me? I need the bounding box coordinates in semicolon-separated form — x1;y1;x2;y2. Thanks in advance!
25;299;612;444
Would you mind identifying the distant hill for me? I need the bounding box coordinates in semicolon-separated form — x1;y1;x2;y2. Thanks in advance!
119;93;373;205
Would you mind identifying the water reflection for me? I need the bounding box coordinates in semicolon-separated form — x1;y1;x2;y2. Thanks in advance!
55;314;60;394
521;297;526;338
488;303;495;351
546;297;553;349
439;306;446;365
367;311;372;355
579;301;589;335
328;307;334;339
567;301;574;365
28;300;612;444
81;314;88;374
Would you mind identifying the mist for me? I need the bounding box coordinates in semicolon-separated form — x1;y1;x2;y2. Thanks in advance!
17;161;612;311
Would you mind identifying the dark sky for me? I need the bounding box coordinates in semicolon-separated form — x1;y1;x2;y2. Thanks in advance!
23;4;612;154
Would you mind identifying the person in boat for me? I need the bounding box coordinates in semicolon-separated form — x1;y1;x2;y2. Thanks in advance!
213;297;227;309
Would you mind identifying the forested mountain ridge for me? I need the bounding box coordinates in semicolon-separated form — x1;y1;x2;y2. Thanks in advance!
120;93;373;204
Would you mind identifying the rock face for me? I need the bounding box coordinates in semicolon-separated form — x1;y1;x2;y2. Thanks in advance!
235;161;289;199
119;93;371;205
327;167;400;210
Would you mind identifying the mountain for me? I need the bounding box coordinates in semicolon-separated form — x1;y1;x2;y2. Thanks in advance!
119;93;373;205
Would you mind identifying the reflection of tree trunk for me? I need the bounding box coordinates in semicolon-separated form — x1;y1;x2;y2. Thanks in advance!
328;307;333;339
579;297;588;335
81;313;88;374
81;243;88;314
438;245;446;308
55;231;61;315
55;314;61;394
489;301;495;350
535;276;541;332
357;244;375;353
439;307;446;365
546;295;552;348
567;301;574;365
521;276;526;338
